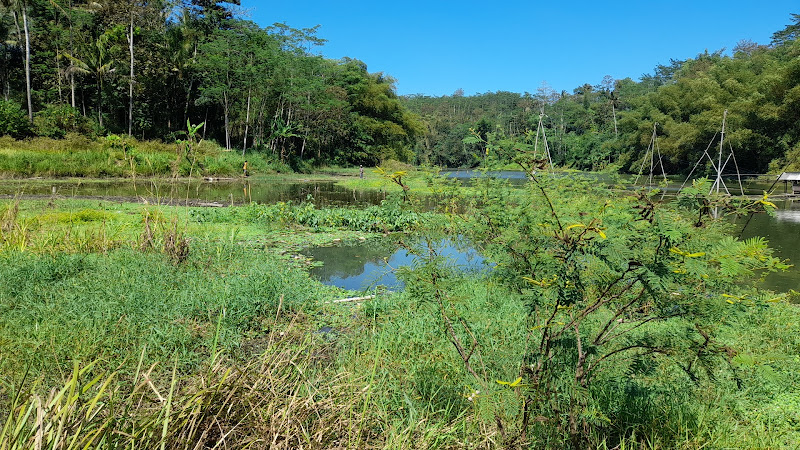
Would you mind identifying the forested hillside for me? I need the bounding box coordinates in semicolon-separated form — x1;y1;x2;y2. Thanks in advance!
404;14;800;174
1;1;798;174
0;0;421;167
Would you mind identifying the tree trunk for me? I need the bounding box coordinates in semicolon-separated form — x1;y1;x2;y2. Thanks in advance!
11;10;21;44
183;43;197;125
281;106;293;163
271;101;283;156
183;77;193;125
22;6;32;122
202;107;208;139
55;44;63;103
612;102;618;138
128;16;134;136
255;97;265;149
69;0;75;108
223;91;230;150
97;75;103;128
242;87;251;156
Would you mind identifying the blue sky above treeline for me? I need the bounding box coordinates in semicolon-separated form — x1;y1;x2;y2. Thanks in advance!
242;1;798;96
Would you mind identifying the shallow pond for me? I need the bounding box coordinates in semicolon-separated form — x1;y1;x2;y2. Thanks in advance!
739;199;800;293
304;196;800;296
302;237;488;291
3;173;798;293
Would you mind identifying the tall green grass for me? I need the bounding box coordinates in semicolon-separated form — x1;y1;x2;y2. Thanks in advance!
0;323;383;449
0;135;289;178
0;242;339;381
2;189;800;448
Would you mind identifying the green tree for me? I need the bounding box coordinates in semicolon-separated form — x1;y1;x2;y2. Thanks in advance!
64;31;116;128
196;27;242;149
0;0;32;121
0;98;30;136
771;13;800;46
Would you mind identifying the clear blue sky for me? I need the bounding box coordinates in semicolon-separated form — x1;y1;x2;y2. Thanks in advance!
241;1;798;97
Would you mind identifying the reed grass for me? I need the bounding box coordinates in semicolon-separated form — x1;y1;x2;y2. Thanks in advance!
0;320;385;449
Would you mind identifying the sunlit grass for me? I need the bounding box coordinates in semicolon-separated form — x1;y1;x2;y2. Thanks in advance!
0;135;288;178
1;186;799;448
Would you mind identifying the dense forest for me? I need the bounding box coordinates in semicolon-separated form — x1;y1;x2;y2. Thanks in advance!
404;14;800;174
0;1;798;173
404;14;800;173
0;0;422;167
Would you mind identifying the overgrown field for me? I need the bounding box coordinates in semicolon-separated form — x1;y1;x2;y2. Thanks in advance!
1;176;799;448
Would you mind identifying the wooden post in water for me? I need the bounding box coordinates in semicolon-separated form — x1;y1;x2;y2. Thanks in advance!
714;110;727;195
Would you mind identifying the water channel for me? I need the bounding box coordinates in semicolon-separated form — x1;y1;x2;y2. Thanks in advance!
0;177;384;207
2;172;797;293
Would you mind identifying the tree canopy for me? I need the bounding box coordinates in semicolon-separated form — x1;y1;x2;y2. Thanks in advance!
0;0;421;167
402;16;800;173
1;3;798;172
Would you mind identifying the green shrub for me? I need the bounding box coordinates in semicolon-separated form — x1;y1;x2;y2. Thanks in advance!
0;100;31;138
33;104;94;138
189;201;426;233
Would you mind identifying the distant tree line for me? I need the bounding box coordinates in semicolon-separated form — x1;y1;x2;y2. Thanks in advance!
0;0;422;167
1;2;798;174
403;13;800;174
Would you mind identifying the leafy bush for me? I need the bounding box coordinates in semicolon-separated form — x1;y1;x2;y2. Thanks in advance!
33;104;95;138
396;174;789;447
0;100;31;138
189;200;425;233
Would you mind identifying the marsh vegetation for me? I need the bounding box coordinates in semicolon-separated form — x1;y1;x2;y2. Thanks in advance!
1;2;800;447
1;167;798;449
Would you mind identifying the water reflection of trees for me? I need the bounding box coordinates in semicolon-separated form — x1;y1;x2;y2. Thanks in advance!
305;236;487;290
1;180;385;207
305;238;402;280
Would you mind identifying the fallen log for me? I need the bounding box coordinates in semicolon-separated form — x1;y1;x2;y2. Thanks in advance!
326;295;376;304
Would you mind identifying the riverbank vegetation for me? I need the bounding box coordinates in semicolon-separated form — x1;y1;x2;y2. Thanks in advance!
0;134;290;178
2;173;798;448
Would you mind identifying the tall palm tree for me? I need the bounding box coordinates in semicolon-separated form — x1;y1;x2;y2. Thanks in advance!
64;33;115;128
165;9;199;129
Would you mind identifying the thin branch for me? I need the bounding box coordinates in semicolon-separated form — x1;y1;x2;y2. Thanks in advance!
592;286;647;346
553;272;637;342
586;344;663;375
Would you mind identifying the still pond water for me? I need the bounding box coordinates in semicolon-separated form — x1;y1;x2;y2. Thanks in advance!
2;173;797;293
0;178;384;207
303;238;488;292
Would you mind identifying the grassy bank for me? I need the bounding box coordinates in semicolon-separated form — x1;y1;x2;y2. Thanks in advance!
0;135;290;178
